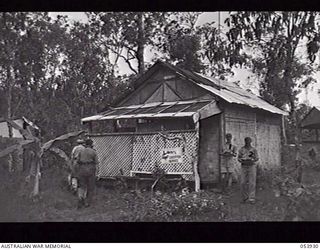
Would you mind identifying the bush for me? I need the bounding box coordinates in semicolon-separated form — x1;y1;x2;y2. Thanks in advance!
120;189;226;222
260;159;320;220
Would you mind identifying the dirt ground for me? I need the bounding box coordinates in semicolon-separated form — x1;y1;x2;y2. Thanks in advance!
0;165;320;222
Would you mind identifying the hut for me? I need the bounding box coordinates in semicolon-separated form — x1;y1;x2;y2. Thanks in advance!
81;61;288;189
0;117;40;138
0;117;40;171
300;106;320;132
300;106;320;156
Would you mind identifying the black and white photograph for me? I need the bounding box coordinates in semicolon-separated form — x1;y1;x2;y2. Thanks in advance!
0;11;320;227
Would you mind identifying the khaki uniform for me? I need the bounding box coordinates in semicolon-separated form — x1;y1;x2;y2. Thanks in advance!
69;144;85;189
75;147;99;204
221;143;237;173
238;146;259;201
220;143;237;188
71;145;85;166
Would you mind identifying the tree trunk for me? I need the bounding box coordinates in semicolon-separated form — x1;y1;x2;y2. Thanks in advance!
282;115;287;145
6;67;14;172
137;12;145;74
32;158;41;198
288;96;301;145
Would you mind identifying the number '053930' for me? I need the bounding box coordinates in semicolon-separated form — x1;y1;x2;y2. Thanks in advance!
300;244;318;248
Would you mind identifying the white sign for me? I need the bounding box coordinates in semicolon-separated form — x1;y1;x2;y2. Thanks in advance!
160;147;183;164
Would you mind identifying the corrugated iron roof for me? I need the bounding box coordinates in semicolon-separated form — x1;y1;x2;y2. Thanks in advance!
86;61;288;123
195;79;288;116
175;66;288;115
134;61;288;116
81;100;221;123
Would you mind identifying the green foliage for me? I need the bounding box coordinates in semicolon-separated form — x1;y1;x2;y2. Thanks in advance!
225;12;320;113
121;190;226;222
157;12;241;77
155;13;205;72
198;22;246;78
0;13;133;141
1;11;318;143
87;12;169;74
270;167;320;221
0;12;254;141
169;34;204;72
257;147;320;221
285;103;312;144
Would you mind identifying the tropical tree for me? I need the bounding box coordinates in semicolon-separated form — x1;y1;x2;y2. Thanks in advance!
0;12;133;140
86;12;169;75
225;11;320;114
225;11;320;142
197;21;248;79
0;12;50;169
156;12;240;78
155;12;205;72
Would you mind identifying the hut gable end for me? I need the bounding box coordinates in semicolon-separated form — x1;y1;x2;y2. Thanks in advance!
119;61;287;116
301;107;320;129
120;64;210;106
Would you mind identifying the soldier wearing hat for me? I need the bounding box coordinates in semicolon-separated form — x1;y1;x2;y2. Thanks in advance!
75;138;99;208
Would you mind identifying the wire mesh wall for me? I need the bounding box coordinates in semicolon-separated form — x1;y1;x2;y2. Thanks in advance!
91;135;132;178
90;130;198;180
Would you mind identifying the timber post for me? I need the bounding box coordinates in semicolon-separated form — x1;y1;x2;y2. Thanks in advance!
218;110;225;184
282;115;287;145
194;117;201;192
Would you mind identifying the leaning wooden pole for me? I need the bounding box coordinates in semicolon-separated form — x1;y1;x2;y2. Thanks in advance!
282;115;287;145
30;139;42;198
218;110;225;184
6;65;14;172
32;160;40;198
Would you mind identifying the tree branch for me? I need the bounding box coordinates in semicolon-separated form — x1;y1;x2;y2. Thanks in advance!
105;43;138;74
12;95;24;117
119;54;138;74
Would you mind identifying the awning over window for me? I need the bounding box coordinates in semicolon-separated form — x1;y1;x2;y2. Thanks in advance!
81;99;221;124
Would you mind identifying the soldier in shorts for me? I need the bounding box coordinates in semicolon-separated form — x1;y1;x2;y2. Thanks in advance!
220;133;237;190
74;138;98;208
69;139;85;193
238;137;259;204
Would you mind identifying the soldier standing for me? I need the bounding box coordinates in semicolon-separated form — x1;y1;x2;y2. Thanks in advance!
220;133;237;190
75;138;98;208
69;139;85;192
238;137;259;204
